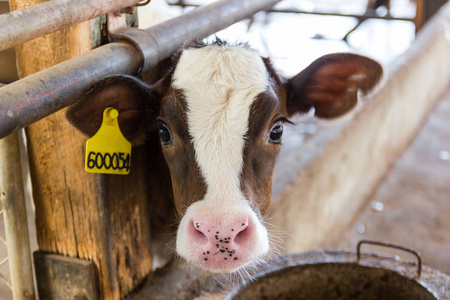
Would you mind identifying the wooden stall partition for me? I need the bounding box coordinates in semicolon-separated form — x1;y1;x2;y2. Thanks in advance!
414;0;448;32
9;1;154;299
0;2;18;84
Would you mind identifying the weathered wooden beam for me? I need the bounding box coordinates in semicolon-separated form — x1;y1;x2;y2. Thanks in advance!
34;252;99;300
0;3;19;84
414;0;448;32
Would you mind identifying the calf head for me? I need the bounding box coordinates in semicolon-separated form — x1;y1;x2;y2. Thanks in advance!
67;40;382;273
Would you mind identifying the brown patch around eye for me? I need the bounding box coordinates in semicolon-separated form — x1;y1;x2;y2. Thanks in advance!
158;90;207;217
240;90;283;215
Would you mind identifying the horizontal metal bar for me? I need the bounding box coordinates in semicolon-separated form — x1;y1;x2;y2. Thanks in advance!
0;0;281;139
0;0;142;52
170;3;414;22
267;8;414;22
0;41;141;139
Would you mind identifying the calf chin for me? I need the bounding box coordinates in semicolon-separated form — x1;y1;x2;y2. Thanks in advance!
176;201;269;273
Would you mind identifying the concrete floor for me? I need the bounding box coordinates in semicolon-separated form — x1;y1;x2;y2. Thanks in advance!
329;88;450;276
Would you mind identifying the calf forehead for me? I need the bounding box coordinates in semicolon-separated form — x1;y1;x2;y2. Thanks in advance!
172;45;269;201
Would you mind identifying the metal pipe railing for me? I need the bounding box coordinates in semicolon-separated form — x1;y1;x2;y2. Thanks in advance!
0;0;282;140
0;0;143;52
170;3;414;22
0;132;36;300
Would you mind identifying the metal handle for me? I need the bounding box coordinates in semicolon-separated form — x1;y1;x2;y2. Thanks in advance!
356;240;422;278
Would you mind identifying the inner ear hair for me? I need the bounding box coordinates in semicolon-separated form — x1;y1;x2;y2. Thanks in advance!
66;75;158;140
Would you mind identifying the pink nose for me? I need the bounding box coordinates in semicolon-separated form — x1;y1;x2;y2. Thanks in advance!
188;217;252;265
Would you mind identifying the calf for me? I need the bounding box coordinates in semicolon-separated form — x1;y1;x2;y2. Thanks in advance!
67;39;382;274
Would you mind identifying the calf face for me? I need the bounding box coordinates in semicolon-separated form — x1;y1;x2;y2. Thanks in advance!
67;40;382;273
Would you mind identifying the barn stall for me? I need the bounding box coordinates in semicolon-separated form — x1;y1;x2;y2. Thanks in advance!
0;0;449;299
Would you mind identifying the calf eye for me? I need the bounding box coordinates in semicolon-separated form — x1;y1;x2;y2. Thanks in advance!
158;123;173;146
269;124;283;144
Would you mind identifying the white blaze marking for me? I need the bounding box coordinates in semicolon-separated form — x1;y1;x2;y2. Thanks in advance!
173;44;269;203
174;44;270;270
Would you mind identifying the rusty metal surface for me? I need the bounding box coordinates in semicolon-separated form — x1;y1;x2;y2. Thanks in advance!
226;250;449;300
107;11;147;75
34;252;99;300
357;240;422;278
0;41;142;139
0;0;142;52
0;0;281;140
0;133;36;300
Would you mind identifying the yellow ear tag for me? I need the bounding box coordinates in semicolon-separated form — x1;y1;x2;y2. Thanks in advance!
85;107;131;175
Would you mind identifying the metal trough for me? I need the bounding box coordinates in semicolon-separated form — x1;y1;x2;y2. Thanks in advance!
226;241;449;300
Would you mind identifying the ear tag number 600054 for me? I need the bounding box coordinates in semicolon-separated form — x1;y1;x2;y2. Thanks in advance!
85;107;131;175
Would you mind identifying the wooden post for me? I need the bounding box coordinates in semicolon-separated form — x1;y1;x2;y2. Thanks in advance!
9;1;154;299
414;0;448;33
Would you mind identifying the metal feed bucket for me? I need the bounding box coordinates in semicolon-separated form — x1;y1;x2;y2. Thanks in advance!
226;240;450;300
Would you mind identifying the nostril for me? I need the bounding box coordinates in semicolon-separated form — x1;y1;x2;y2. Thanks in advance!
234;222;250;244
194;228;208;244
191;221;208;244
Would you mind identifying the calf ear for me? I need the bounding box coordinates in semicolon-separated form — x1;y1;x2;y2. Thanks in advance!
66;75;158;142
285;53;383;118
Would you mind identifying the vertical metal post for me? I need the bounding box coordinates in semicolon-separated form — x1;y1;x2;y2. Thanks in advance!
0;132;36;300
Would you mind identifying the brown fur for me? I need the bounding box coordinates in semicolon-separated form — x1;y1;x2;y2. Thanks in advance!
155;86;207;217
241;90;283;216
